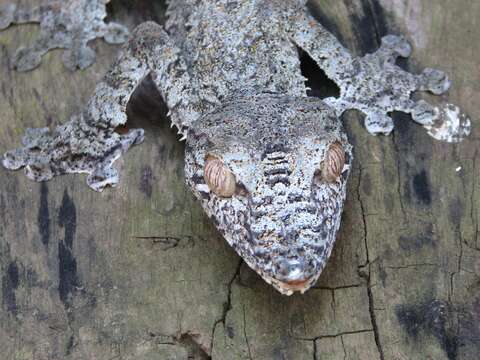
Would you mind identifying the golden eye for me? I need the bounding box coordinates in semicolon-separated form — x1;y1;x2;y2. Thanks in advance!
204;156;236;197
322;142;345;183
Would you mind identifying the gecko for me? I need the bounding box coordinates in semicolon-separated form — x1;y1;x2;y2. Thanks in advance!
1;0;471;295
0;0;129;71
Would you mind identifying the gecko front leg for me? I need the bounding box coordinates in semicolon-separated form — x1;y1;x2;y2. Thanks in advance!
2;21;193;191
0;1;129;71
289;10;471;143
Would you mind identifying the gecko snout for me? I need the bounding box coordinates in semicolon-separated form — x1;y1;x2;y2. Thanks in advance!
274;259;314;287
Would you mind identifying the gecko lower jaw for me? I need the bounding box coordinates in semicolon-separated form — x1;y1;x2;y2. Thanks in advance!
282;279;312;292
266;275;316;295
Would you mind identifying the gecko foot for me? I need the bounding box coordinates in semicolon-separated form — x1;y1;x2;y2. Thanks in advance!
330;34;471;142
0;1;129;71
2;115;145;191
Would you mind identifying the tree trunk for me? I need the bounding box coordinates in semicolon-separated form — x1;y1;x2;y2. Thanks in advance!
0;1;478;359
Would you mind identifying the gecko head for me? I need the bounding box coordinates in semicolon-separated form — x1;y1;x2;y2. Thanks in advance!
185;93;352;295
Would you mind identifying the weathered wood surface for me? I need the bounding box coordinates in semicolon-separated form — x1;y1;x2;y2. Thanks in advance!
0;1;479;359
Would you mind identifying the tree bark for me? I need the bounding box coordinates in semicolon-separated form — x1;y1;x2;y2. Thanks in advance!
0;1;479;359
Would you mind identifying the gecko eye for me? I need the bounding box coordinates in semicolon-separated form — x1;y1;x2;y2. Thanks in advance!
204;156;236;197
321;141;345;183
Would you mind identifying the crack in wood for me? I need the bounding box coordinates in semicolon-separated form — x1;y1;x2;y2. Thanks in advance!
242;305;253;360
146;330;211;359
357;161;385;360
294;328;374;341
132;235;196;250
210;259;243;356
312;284;363;291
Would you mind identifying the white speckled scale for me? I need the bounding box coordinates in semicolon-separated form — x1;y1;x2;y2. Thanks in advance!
1;0;471;294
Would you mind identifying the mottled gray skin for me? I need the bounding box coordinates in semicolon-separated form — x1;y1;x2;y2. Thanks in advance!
0;0;129;71
185;93;352;293
2;0;471;294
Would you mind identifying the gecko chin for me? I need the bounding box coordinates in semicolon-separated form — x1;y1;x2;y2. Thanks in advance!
262;273;316;296
256;254;324;295
184;92;353;295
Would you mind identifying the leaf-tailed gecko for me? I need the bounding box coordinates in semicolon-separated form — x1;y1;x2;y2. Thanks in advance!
1;0;471;295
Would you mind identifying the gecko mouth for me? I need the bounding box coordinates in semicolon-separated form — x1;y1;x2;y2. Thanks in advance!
286;279;310;286
281;278;312;292
260;271;317;295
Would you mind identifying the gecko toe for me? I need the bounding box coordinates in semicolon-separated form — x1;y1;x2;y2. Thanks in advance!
12;47;43;72
24;158;55;182
364;112;394;135
424;103;471;143
0;4;16;30
21;127;51;147
380;35;412;59
418;68;451;95
411;100;437;126
103;23;130;44
87;166;120;192
63;45;96;71
2;127;51;171
2;149;28;170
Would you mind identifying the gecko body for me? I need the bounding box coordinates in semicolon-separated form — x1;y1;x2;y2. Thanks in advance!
1;0;470;295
